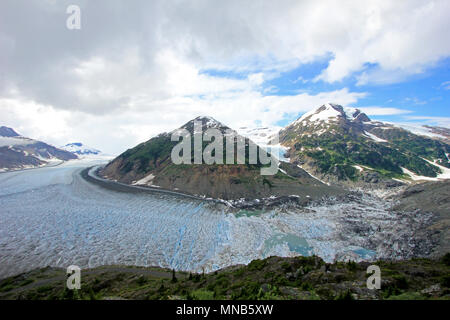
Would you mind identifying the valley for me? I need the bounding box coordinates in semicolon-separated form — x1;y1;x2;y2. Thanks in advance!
0;157;443;281
1;103;449;301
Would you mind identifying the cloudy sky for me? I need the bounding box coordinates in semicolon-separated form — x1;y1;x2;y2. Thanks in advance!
1;0;450;154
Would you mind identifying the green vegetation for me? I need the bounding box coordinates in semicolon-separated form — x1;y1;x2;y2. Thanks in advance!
119;134;177;174
112;127;275;182
288;128;446;179
1;255;448;300
370;127;450;168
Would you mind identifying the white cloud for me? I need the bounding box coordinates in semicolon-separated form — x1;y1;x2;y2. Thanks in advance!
402;116;450;128
1;86;366;154
1;0;449;153
403;97;427;106
440;81;450;90
307;1;450;84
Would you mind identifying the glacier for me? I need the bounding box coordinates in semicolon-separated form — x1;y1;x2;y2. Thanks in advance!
0;159;433;278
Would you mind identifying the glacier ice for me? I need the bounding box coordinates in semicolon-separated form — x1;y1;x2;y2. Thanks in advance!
0;160;433;278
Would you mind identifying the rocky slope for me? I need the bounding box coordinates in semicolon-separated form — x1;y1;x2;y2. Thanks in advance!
393;180;450;258
277;103;450;186
100;116;345;201
0;126;77;171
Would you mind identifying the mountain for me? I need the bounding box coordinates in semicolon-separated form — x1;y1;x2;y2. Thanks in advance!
100;116;344;201
61;142;102;155
423;125;450;144
277;103;450;184
0;126;77;172
0;126;20;137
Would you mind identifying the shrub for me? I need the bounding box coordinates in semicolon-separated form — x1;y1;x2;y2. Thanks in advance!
136;276;148;286
392;275;409;290
387;292;426;300
281;262;292;272
190;289;215;300
346;260;358;272
441;275;450;288
248;259;267;271
335;290;354;300
442;253;450;267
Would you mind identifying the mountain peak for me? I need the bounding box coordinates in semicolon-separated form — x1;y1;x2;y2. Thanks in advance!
294;103;370;125
193;115;223;126
65;142;83;147
0;126;20;137
178;115;232;134
61;142;101;155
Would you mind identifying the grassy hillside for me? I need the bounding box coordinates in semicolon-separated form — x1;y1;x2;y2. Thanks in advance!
1;255;449;300
281;124;449;181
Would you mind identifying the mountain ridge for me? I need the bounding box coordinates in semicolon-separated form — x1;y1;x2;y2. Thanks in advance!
277;103;450;185
99;116;345;201
0;126;20;137
0;126;77;171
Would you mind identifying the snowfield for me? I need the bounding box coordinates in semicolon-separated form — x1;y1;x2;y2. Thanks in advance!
237;126;289;162
0;161;434;278
61;142;102;155
363;131;388;143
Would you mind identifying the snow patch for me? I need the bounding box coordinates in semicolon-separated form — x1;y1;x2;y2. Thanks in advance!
132;173;155;185
392;178;410;184
343;107;359;119
294;103;342;124
421;158;450;180
237;126;289;162
310;104;341;122
387;123;447;140
401;167;439;182
363;131;388;143
297;165;330;186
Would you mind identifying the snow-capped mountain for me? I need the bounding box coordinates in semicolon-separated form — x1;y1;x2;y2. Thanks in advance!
0;126;20;137
61;142;102;155
293;103;370;126
284;103;371;139
0;126;77;172
175;115;234;134
278;103;450;185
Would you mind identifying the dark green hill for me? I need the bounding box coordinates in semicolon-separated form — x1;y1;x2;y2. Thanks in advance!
100;116;345;200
